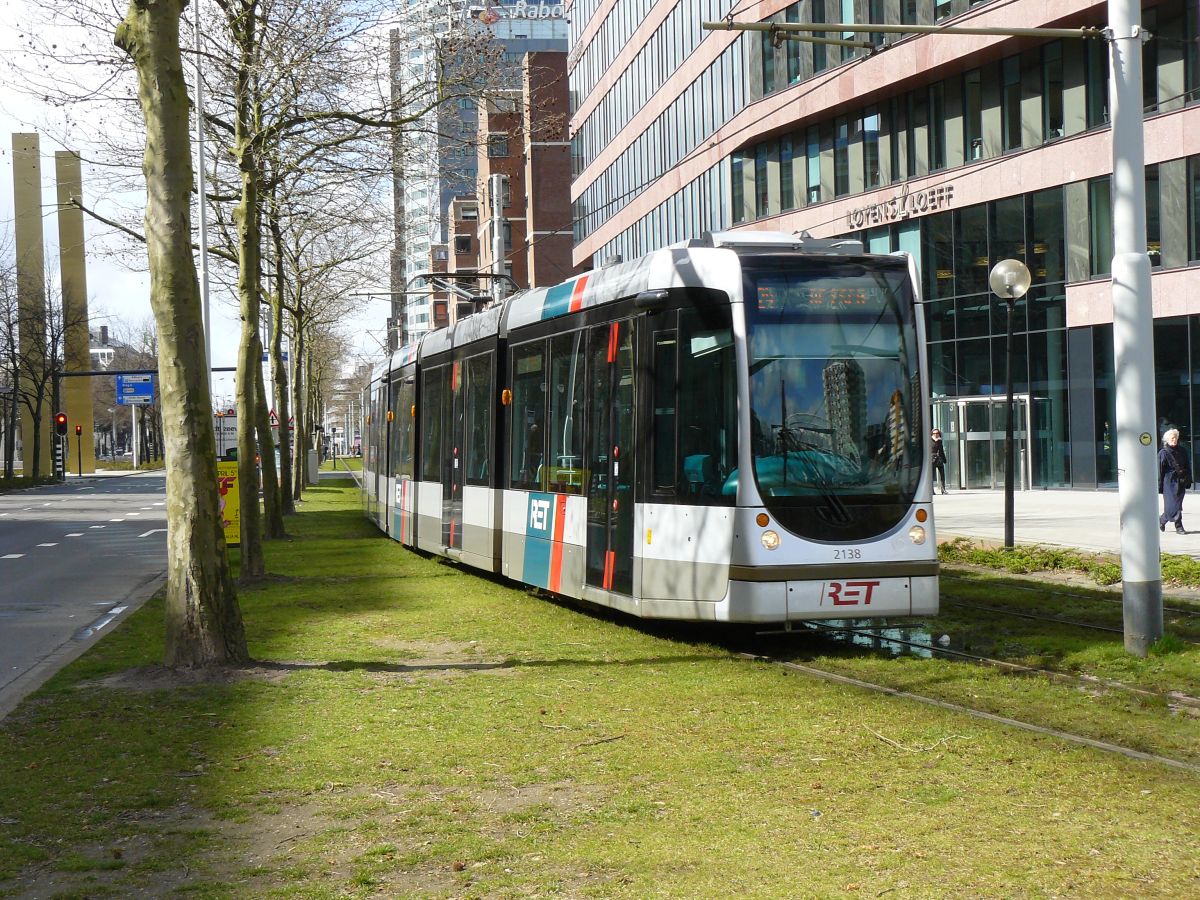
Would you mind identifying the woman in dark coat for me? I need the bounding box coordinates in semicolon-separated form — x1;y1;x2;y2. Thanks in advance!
930;428;948;495
1159;428;1192;534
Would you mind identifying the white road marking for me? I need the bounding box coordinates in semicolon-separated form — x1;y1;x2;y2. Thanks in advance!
37;543;58;548
65;533;84;537
89;525;105;529
1;554;23;559
138;529;167;538
109;518;125;523
127;512;140;516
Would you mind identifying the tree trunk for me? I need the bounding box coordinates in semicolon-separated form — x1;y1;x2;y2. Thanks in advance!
291;313;307;499
253;331;284;537
231;0;265;580
267;210;294;513
115;0;247;668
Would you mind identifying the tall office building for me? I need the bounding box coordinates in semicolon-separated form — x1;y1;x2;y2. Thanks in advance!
570;0;1200;491
392;1;567;341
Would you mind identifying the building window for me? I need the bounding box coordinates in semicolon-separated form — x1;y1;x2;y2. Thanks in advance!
454;235;471;254
862;108;881;189
806;126;821;204
963;69;983;160
1189;156;1200;261
786;4;801;84
1089;176;1113;278
760;30;776;95
869;0;885;46
460;205;478;221
488;134;509;157
812;0;827;72
900;1;917;26
928;82;946;172
780;137;795;211
731;153;745;223
1146;164;1161;267
1143;7;1158;113
1043;42;1064;140
755;143;770;217
1086;39;1109;127
1001;55;1022;151
834;116;850;197
935;1;952;20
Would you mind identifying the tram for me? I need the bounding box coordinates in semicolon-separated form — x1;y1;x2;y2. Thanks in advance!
361;231;938;623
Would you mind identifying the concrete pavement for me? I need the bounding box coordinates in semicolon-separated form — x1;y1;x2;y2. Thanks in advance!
932;488;1200;557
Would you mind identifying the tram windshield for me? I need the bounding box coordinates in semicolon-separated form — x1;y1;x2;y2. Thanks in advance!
740;257;923;540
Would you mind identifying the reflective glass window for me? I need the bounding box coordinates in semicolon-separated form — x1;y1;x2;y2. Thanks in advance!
420;365;445;481
1089;176;1113;278
509;342;547;489
1043;42;1064;140
463;353;491;486
547;332;587;495
1001;56;1022;151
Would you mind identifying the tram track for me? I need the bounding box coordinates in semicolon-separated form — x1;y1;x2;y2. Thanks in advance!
732;648;1200;775
792;620;1200;711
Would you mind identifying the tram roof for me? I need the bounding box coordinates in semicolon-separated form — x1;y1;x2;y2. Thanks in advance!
388;231;886;366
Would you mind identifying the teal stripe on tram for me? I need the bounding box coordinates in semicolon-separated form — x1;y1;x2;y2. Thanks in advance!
540;280;576;321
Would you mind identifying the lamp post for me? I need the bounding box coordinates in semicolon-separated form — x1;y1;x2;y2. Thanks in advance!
989;259;1032;550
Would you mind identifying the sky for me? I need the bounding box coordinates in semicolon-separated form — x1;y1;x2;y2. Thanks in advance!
0;0;392;412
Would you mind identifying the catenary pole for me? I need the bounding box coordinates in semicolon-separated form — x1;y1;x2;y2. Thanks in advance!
1107;0;1162;655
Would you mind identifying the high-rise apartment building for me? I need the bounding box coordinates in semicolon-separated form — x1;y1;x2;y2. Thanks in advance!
392;1;567;341
569;0;1200;491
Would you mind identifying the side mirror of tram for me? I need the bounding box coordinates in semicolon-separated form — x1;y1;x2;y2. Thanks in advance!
634;289;670;312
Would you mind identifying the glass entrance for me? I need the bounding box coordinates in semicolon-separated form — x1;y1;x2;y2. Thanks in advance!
931;396;1031;490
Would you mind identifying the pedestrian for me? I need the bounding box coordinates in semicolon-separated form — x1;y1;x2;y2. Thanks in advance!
930;428;948;495
1159;427;1192;535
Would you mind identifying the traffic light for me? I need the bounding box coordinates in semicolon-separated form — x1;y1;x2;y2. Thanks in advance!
54;412;68;436
75;425;82;436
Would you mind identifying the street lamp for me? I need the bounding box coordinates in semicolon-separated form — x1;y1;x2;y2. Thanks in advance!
989;259;1032;550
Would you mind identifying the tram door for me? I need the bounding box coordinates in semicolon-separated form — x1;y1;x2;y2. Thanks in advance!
586;320;636;594
442;362;464;550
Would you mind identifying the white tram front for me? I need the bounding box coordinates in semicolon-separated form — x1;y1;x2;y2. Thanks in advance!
361;231;938;623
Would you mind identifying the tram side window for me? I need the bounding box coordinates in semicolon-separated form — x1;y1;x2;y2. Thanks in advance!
678;309;737;504
398;376;415;479
652;328;678;493
420;366;445;481
463;353;492;485
547;331;587;495
509;342;547;490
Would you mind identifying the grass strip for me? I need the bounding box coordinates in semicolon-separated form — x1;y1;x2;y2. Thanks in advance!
1;479;1198;898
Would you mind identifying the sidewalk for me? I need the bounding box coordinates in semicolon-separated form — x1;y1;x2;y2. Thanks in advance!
932;488;1200;557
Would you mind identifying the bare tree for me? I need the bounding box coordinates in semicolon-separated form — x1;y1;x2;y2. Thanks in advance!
116;0;247;668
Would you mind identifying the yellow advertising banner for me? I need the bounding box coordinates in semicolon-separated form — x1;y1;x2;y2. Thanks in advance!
217;460;240;546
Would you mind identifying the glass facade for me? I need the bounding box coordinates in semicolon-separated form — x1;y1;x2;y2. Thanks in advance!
570;0;1200;491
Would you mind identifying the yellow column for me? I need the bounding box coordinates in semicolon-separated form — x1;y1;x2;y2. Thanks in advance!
12;133;52;477
56;151;95;474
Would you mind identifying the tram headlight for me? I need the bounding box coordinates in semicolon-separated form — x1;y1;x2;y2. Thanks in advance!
908;525;927;545
761;529;781;551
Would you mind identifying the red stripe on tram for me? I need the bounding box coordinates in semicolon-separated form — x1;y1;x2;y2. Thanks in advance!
568;275;589;313
603;550;615;590
607;322;619;363
549;494;568;592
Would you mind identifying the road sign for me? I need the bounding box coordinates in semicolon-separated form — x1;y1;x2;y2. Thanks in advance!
116;373;156;406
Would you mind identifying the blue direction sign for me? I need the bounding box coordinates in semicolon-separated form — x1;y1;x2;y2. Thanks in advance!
116;373;156;406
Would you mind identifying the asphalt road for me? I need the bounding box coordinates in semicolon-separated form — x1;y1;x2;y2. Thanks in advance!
0;472;168;718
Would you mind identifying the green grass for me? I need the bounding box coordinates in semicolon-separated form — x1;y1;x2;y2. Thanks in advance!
320;456;361;472
1;479;1198;898
940;535;1200;588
